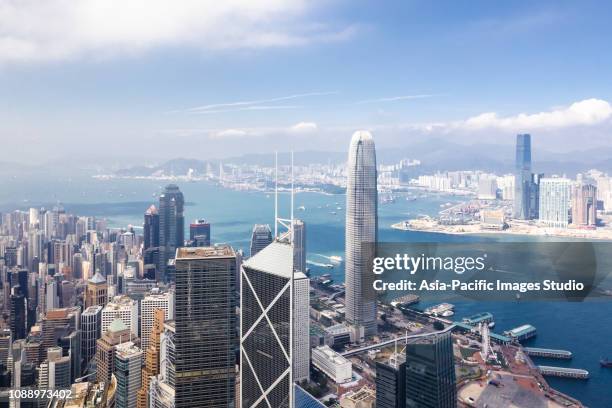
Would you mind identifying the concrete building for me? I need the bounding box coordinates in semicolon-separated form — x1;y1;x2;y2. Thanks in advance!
312;345;352;384
114;342;143;408
572;183;597;227
539;178;571;228
102;295;138;337
140;289;174;351
81;305;102;369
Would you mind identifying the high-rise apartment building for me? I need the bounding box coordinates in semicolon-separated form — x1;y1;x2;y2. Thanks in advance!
174;246;236;407
345;131;378;341
249;224;273;257
405;331;456;408
572;183;597;227
539;178;571;228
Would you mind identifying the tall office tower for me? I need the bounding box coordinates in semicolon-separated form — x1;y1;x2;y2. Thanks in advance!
39;346;71;390
101;295;139;337
96;319;134;384
189;219;211;247
572;183;597;227
405;331;456;408
292;219;306;273
140;290;174;350
144;205;160;250
0;329;10;366
539;178;571;228
29;207;40;228
149;321;176;408
59;329;81;382
137;309;165;408
81;305;102;369
159;184;184;279
174;246;236;407
249;224;273;257
9;288;26;340
241;240;295;408
293;271;310;382
514;134;532;220
115;342;143;408
345;130;378;341
376;353;406;408
40;307;80;350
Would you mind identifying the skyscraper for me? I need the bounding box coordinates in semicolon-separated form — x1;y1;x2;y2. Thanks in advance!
159;184;184;280
292;219;306;274
96;318;134;385
241;240;294;407
376;355;406;408
189;219;211;247
140;290;174;351
572;183;597;227
405;331;456;408
101;295;139;337
345;130;378;341
539;178;571;228
174;246;236;407
514;134;532;220
144;204;160;250
81;305;102;370
249;224;273;257
137;309;165;408
85;271;108;308
115;342;143;408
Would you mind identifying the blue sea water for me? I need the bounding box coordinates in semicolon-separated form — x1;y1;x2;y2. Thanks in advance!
1;176;611;407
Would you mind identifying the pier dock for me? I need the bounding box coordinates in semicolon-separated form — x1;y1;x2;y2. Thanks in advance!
524;347;572;359
538;366;589;379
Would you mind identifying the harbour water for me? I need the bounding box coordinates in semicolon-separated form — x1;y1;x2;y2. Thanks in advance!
1;176;611;407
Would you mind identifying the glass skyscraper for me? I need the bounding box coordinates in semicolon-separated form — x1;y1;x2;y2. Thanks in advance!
249;224;273;257
514;134;532;220
241;240;294;408
174;246;236;408
158;184;184;280
345;131;378;341
405;331;456;408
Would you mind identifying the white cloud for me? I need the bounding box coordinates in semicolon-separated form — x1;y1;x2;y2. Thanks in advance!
0;0;354;63
209;129;248;140
458;99;612;131
291;121;318;132
354;94;436;104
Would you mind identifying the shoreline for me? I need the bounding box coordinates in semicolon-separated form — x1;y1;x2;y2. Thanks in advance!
391;220;612;241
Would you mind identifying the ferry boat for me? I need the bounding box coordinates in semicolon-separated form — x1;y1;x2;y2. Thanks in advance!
329;255;343;263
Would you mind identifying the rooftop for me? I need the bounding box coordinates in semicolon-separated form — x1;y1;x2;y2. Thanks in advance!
176;245;235;259
88;271;106;285
243;240;293;278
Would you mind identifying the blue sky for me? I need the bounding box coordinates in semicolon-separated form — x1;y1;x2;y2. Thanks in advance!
1;0;611;163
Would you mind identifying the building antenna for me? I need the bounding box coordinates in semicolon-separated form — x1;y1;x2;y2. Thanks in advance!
290;151;294;242
275;151;278;238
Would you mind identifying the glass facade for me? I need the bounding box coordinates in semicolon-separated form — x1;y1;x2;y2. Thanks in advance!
174;247;236;407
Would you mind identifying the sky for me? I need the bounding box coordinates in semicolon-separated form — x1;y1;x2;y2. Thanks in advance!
1;0;612;165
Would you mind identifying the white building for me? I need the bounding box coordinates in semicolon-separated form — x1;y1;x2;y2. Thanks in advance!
140;289;174;351
477;176;497;200
497;174;515;201
539;178;571;228
101;295;138;337
312;345;352;384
